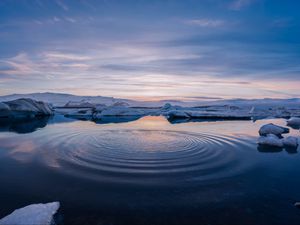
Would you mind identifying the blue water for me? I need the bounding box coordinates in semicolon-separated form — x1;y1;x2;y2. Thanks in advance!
0;116;300;225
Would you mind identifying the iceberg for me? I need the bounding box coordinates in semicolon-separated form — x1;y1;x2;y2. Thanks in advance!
0;202;60;225
259;123;289;136
0;98;53;119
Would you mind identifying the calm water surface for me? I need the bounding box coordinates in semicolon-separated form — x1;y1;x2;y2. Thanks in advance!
0;116;300;225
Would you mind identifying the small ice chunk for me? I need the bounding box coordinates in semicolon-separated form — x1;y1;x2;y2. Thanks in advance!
0;202;60;225
287;117;300;128
167;110;190;118
162;103;172;110
259;123;289;136
258;134;284;147
97;106;145;117
283;136;298;148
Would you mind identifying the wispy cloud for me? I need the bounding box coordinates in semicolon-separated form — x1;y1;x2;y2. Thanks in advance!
229;0;256;11
55;0;69;11
65;17;76;23
184;19;225;28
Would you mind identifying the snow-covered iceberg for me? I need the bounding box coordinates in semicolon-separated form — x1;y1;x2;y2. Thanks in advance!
0;202;60;225
0;98;53;119
259;123;289;136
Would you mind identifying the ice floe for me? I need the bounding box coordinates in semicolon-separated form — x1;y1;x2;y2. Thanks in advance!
0;202;60;225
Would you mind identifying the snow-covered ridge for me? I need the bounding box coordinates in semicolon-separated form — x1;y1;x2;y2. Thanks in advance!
1;92;300;108
0;93;300;122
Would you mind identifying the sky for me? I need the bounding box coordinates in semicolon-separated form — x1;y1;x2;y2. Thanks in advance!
0;0;300;100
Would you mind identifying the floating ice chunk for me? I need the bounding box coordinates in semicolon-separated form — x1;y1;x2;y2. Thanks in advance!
283;136;298;148
259;123;289;136
65;108;94;119
162;103;172;110
258;134;284;147
96;106;146;117
0;202;60;225
287;117;300;128
111;101;130;107
167;110;190;118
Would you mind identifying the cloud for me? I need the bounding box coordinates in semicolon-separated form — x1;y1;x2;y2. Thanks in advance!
184;19;225;28
229;0;256;11
55;0;69;11
65;17;76;23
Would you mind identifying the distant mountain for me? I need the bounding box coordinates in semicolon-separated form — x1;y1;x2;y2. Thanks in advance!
0;92;133;107
0;92;299;108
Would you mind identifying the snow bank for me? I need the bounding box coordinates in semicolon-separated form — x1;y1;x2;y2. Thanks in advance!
259;123;289;136
0;202;60;225
0;98;53;119
258;134;284;147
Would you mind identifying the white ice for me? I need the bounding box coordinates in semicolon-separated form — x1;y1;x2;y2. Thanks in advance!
259;123;289;136
258;134;284;147
282;136;299;148
0;202;60;225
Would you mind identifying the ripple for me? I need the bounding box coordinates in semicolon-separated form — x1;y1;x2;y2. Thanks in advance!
36;129;255;186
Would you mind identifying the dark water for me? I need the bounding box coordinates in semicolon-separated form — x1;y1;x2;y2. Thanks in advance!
0;116;300;225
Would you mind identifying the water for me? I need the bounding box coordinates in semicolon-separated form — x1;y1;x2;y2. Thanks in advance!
0;116;300;225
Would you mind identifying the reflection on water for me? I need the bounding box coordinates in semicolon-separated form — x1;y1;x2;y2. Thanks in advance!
0;116;300;225
94;115;142;124
258;145;298;154
0;117;50;134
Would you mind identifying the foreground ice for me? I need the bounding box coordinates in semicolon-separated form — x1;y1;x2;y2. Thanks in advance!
0;202;60;225
259;123;289;136
282;136;299;148
258;134;284;147
0;98;53;119
258;134;298;148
